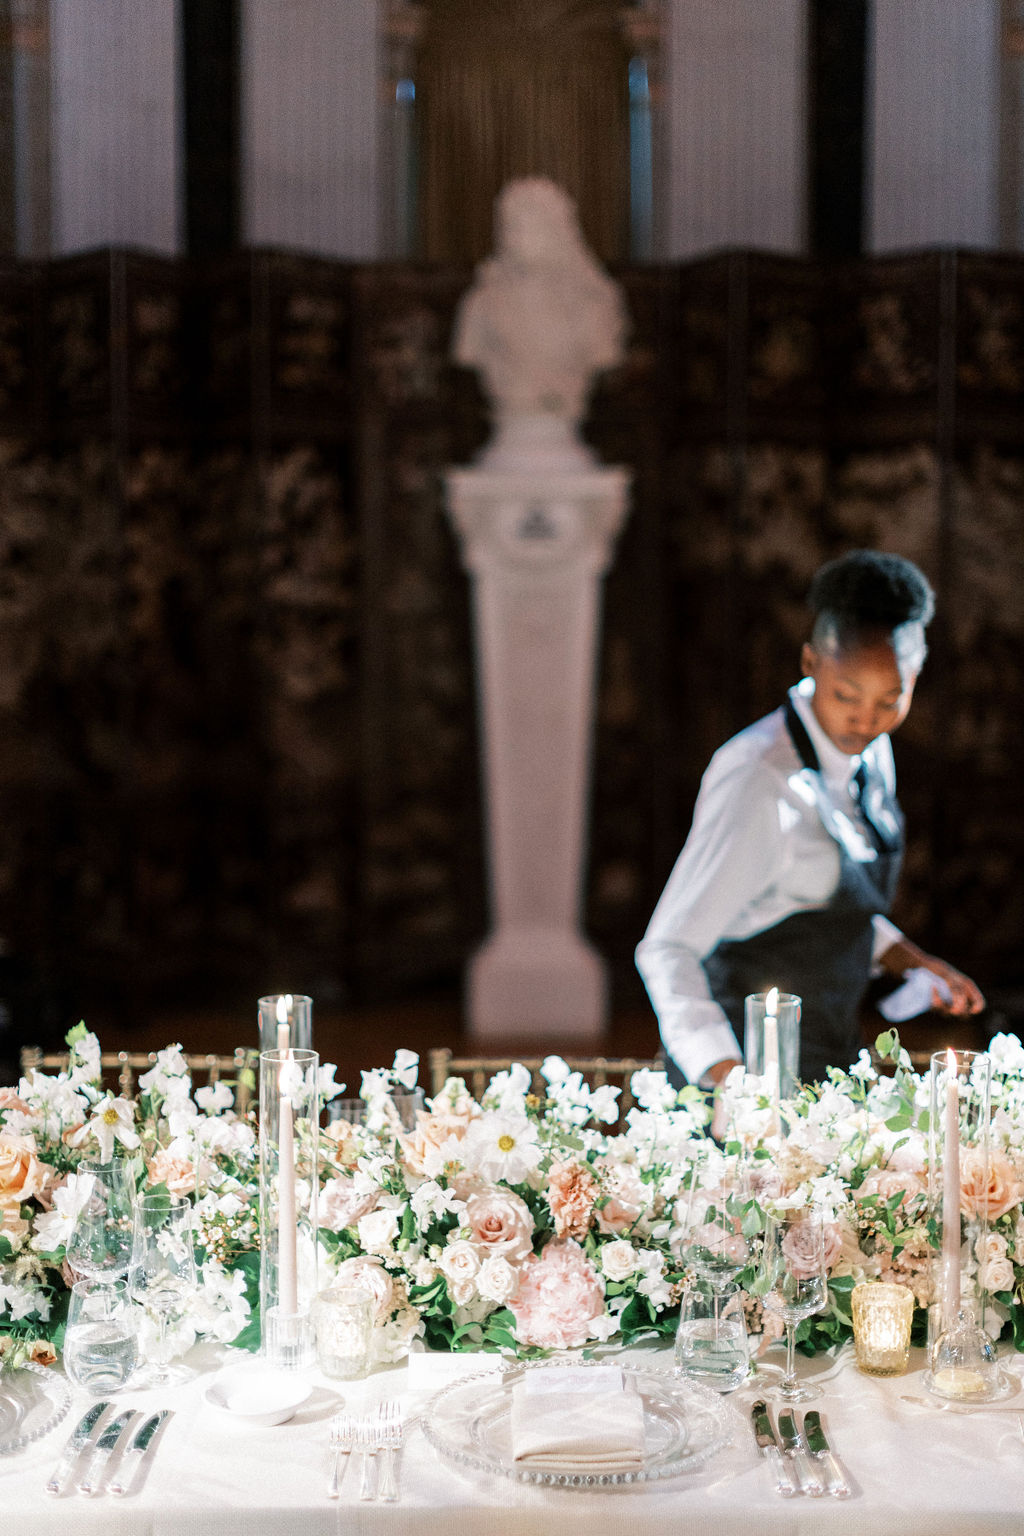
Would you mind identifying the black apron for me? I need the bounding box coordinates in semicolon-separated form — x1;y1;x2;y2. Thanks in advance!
670;699;904;1088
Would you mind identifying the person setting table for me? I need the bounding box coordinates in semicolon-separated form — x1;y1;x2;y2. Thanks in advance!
636;549;985;1097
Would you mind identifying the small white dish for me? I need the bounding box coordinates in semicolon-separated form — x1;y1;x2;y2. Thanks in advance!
204;1363;313;1427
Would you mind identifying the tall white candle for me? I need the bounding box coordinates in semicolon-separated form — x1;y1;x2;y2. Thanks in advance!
275;998;298;1315
941;1047;961;1321
764;987;781;1127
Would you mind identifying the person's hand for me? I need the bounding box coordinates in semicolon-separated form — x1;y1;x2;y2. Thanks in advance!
917;956;986;1016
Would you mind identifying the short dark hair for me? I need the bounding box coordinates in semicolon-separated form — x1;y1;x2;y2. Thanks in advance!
808;550;934;670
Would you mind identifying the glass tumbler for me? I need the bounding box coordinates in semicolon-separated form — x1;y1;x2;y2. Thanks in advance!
63;1278;139;1392
674;1281;750;1392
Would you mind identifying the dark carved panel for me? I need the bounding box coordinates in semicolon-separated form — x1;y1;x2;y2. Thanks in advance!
351;266;487;996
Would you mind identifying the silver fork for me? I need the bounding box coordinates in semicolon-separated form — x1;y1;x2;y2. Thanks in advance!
378;1402;402;1503
358;1410;382;1501
327;1414;355;1499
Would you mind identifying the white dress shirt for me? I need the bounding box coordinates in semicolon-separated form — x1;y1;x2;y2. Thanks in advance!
635;679;904;1085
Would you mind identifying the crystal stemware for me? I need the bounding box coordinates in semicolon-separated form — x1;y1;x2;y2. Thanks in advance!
681;1150;751;1291
679;1152;754;1389
65;1159;136;1281
756;1204;828;1402
127;1193;197;1387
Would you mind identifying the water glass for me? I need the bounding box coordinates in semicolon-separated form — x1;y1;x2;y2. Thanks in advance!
65;1159;136;1281
312;1285;374;1379
674;1282;749;1392
63;1278;138;1392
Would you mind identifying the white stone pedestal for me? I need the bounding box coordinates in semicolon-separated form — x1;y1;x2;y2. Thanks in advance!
446;465;630;1042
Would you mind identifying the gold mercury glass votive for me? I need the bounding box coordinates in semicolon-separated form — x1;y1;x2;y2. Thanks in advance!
851;1282;914;1375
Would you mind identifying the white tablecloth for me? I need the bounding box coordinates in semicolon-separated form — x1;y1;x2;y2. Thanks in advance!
3;1341;1024;1536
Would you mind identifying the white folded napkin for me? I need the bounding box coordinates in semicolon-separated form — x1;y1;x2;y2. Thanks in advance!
878;966;953;1022
509;1366;646;1471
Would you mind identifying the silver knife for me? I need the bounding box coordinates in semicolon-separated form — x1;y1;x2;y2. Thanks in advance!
109;1410;171;1497
77;1408;140;1496
45;1400;113;1496
777;1410;824;1497
750;1399;796;1497
803;1410;851;1498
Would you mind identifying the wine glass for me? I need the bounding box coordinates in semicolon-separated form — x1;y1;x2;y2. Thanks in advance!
127;1194;197;1387
65;1159;136;1281
756;1204;828;1401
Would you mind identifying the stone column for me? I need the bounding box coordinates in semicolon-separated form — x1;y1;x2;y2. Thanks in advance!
447;464;630;1041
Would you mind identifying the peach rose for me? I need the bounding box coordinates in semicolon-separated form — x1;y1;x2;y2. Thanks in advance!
29;1340;57;1367
321;1175;379;1233
0;1133;44;1205
0;1088;33;1116
0;1197;29;1243
546;1160;598;1241
146;1148;196;1196
510;1239;606;1350
465;1188;534;1261
401;1105;478;1177
960;1148;1023;1221
595;1165;646;1235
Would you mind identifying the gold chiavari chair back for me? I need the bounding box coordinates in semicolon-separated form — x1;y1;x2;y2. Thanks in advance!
427;1047;665;1122
18;1046;259;1113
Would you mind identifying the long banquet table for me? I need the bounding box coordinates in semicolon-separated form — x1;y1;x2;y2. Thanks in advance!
3;1339;1023;1536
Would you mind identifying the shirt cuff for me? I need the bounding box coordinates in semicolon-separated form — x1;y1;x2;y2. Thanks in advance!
658;1003;743;1088
871;914;904;964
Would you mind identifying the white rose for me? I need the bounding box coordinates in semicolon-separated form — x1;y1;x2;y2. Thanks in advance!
449;1276;477;1306
600;1239;637;1282
357;1207;400;1255
476;1255;518;1304
438;1238;480;1288
979;1255;1016;1294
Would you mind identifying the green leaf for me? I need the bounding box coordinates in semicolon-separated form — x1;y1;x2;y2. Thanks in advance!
874;1029;898;1062
618;1294;655;1338
65;1021;90;1050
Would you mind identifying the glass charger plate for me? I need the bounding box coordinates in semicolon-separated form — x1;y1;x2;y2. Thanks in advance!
422;1360;732;1488
0;1363;72;1455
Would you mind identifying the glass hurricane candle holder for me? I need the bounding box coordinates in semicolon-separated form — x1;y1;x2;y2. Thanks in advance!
851;1282;914;1376
743;991;801;1102
259;1047;319;1371
925;1048;1005;1401
258;994;313;1053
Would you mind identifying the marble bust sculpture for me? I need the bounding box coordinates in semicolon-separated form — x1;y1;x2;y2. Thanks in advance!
453;178;628;471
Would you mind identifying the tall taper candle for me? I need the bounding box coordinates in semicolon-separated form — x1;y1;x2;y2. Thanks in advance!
941;1047;961;1321
275;999;298;1315
764;986;781;1130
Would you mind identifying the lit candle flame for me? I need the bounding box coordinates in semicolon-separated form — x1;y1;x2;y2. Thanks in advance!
765;987;779;1016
